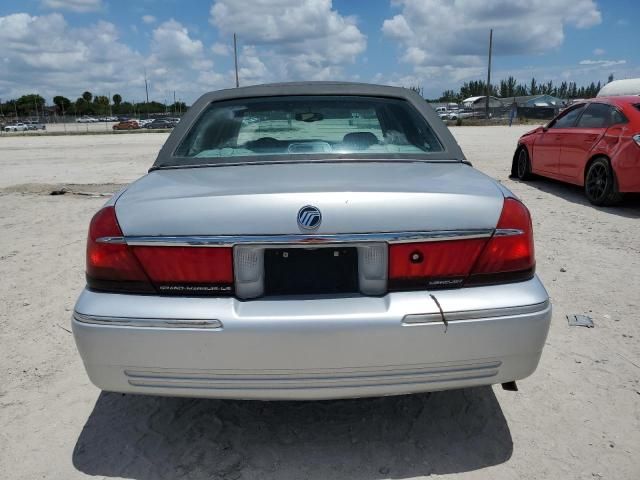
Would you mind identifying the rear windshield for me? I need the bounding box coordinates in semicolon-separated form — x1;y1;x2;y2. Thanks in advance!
174;95;444;160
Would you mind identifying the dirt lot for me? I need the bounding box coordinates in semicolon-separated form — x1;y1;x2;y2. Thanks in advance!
1;127;639;480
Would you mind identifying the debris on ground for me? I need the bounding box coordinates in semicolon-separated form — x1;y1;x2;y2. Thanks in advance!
567;314;594;328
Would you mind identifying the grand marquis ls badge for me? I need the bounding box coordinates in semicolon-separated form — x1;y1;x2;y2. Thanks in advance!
297;205;322;230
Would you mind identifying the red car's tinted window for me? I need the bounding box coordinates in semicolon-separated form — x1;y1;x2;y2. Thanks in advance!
577;103;625;128
552;104;585;128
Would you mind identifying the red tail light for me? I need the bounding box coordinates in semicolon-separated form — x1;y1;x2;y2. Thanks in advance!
388;197;535;290
86;206;234;295
468;197;535;285
86;206;154;293
132;247;233;295
389;239;488;290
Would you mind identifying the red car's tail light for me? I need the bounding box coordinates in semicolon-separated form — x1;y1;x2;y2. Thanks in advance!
467;197;535;285
388;238;488;290
86;206;154;293
388;197;535;290
132;247;233;295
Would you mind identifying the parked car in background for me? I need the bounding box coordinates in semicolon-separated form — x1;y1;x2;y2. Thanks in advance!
24;120;46;130
73;82;551;401
112;119;140;130
144;119;176;129
76;116;98;123
4;122;28;132
447;110;472;121
512;96;640;205
138;119;154;127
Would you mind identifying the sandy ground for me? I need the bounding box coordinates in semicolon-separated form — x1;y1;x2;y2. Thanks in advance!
0;126;639;480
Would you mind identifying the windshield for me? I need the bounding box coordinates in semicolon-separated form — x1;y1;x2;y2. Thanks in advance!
174;95;444;160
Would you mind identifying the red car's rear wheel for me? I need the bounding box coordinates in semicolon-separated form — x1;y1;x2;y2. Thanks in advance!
585;158;622;206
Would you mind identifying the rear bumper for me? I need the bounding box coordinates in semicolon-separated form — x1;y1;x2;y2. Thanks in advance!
72;276;551;400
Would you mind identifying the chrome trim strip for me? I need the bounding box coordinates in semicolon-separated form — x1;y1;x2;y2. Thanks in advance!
96;236;127;244
494;228;524;237
73;312;223;329
402;300;549;325
97;229;494;247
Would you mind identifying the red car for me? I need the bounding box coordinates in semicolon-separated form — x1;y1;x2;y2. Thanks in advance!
112;120;139;130
512;96;640;205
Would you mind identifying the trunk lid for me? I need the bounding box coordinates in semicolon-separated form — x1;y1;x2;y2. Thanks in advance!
115;161;505;236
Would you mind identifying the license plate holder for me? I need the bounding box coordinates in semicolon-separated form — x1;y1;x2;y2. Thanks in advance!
264;247;359;295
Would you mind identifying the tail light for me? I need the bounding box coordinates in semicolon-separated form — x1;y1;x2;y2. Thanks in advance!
388;197;535;290
86;206;233;295
86;206;154;293
388;238;488;290
132;247;233;295
467;197;535;285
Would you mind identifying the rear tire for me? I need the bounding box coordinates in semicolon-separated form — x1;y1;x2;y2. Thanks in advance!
585;158;623;206
516;147;532;180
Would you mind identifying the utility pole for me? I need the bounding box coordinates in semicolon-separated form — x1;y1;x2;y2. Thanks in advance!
485;29;493;119
233;33;239;88
144;68;149;104
173;90;176;114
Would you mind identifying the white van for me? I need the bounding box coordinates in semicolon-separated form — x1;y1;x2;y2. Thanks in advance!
597;78;640;97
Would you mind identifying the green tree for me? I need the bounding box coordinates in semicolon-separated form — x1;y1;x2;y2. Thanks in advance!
118;101;133;114
439;90;459;102
169;101;187;114
75;97;90;115
82;91;93;103
52;96;71;115
16;94;45;117
112;93;122;106
93;95;110;115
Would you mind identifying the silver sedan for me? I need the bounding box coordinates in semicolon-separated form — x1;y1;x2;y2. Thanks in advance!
73;82;551;400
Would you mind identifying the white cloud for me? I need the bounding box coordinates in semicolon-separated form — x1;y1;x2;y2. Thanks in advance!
211;42;231;56
209;0;366;83
0;13;144;100
150;19;207;67
579;59;626;67
382;0;602;88
0;13;229;104
141;15;157;24
593;48;605;56
41;0;103;12
146;20;227;100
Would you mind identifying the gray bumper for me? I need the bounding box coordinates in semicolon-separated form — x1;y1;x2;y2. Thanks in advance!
72;276;551;400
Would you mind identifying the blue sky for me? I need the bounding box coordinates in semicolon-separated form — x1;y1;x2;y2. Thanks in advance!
0;0;638;104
